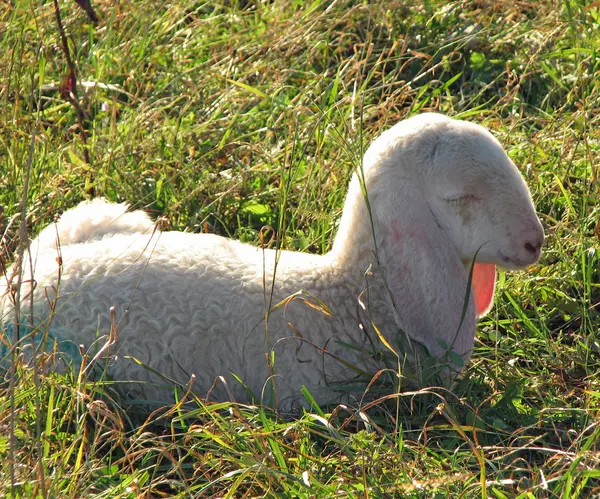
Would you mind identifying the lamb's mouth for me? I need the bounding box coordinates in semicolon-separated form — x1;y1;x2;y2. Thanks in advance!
497;251;534;270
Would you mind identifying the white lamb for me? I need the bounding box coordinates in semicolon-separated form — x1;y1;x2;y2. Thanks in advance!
1;113;544;411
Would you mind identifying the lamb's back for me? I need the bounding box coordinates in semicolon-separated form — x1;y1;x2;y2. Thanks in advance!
9;230;369;407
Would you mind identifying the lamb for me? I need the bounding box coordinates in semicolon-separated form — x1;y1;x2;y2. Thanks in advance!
1;113;544;411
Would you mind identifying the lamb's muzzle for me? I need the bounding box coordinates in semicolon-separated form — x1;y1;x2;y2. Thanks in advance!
1;113;543;411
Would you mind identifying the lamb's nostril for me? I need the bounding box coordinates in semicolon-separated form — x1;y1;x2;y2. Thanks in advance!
524;241;539;254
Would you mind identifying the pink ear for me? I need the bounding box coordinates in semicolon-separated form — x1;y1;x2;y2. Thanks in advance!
472;263;496;318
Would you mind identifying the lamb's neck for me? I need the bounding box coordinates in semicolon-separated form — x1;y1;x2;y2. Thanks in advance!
266;174;389;336
272;213;382;322
328;177;381;273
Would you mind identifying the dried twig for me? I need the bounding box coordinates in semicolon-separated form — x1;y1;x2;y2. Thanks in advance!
52;0;94;193
74;0;99;24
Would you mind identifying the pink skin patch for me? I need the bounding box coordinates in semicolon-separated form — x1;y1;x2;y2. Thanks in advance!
471;263;496;317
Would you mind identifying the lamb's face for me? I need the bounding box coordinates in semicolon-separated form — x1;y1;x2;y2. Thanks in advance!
425;124;544;270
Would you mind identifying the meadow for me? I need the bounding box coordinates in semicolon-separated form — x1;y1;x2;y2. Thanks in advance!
1;0;599;497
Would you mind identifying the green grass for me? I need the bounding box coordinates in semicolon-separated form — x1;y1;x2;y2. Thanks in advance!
1;0;600;497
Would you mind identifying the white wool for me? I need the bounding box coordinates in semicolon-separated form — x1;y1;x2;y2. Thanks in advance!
1;113;544;411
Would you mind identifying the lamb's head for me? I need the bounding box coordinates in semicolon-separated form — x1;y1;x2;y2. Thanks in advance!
333;113;544;369
420;117;543;270
365;113;544;271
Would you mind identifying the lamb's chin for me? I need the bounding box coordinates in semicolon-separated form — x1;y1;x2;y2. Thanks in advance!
461;252;536;272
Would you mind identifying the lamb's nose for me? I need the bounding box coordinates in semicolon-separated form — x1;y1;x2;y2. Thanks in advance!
523;218;544;261
524;238;542;258
524;241;538;254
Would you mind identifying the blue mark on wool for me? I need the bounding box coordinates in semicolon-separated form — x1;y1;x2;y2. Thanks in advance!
1;322;83;362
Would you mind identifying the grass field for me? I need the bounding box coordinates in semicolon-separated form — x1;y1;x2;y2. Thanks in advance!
1;0;599;497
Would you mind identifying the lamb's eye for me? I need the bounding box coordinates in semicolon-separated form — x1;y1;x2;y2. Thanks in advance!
445;195;477;205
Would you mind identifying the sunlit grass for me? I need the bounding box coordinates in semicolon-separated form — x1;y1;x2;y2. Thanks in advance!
1;0;599;497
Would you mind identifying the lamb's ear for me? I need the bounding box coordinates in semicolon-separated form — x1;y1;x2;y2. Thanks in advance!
471;263;496;318
374;185;477;365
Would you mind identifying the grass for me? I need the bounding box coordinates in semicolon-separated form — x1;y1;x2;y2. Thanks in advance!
1;0;599;496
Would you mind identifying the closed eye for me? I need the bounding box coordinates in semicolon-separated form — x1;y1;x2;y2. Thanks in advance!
445;194;479;205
